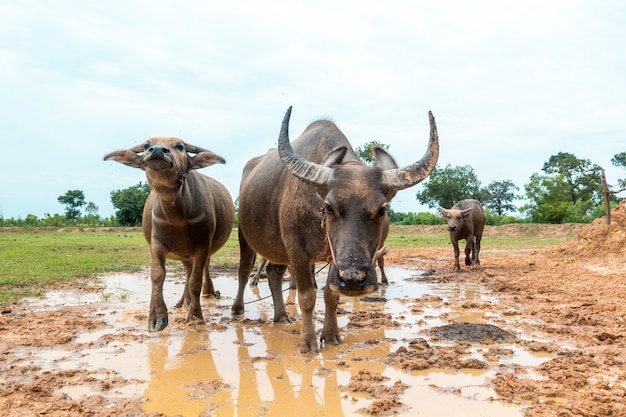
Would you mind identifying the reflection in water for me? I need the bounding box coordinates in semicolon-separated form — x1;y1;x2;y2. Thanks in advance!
28;267;535;416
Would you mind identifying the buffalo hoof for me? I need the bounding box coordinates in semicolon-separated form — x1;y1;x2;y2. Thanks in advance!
202;290;221;299
298;339;320;354
274;314;293;324
231;303;244;316
320;332;343;346
187;315;204;325
149;317;168;331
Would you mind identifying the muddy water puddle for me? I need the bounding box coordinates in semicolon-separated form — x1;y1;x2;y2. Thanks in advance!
18;267;550;416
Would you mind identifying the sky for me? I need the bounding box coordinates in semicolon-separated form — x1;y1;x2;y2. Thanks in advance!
1;0;625;220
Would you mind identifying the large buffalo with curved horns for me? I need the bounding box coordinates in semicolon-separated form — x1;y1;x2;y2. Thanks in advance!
232;107;439;353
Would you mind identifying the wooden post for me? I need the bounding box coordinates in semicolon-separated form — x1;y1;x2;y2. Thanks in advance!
601;169;611;225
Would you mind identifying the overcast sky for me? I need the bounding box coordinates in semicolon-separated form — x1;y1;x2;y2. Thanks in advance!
1;0;625;220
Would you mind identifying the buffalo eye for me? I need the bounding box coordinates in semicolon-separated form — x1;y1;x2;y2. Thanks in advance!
175;143;185;151
376;206;387;218
323;203;334;216
143;143;150;150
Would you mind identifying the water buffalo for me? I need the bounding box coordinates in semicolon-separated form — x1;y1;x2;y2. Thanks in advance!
104;137;235;331
233;107;439;353
439;199;485;272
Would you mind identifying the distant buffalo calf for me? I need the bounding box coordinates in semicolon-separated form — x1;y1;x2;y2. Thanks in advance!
104;138;234;331
439;199;485;272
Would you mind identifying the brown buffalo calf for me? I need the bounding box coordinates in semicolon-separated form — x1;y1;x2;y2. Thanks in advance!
104;137;234;331
439;199;485;272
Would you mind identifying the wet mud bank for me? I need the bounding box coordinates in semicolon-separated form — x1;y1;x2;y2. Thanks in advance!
2;207;626;416
1;267;535;417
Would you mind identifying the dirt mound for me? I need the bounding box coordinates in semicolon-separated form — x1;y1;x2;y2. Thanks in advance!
486;223;582;239
553;200;626;258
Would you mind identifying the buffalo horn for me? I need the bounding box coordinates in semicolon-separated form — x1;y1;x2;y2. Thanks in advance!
381;111;439;190
277;106;334;186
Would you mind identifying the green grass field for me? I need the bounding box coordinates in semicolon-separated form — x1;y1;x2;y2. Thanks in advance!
0;225;578;307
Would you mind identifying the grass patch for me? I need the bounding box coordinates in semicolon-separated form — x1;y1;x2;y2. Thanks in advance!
0;224;579;308
0;228;149;306
387;224;578;249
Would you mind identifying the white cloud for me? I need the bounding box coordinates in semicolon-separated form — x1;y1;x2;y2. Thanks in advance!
0;0;625;219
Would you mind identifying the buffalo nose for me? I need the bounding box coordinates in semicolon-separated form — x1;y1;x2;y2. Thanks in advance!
448;225;457;231
148;145;170;156
337;269;368;287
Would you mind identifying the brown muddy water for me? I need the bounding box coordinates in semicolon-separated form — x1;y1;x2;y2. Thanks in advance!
19;266;549;416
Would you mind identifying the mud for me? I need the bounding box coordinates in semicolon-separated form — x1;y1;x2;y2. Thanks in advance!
1;202;626;416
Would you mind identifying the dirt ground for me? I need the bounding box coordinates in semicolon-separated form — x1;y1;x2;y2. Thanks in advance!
1;202;626;417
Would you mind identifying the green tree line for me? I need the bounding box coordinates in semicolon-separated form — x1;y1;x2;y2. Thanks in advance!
1;149;624;228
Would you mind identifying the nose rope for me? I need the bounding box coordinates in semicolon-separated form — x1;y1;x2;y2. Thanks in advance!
326;228;339;269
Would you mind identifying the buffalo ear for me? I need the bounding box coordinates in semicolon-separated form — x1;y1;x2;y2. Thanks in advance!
189;151;226;170
439;207;448;217
372;147;399;170
461;208;474;217
103;150;144;169
322;147;347;167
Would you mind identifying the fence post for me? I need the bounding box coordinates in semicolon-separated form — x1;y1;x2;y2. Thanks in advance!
601;169;611;225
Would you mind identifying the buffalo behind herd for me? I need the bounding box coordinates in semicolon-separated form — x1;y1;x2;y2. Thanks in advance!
104;106;486;354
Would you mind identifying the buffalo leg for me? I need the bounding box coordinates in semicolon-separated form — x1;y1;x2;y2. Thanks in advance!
473;235;482;267
186;253;208;324
378;255;388;285
202;260;219;297
249;257;267;287
232;230;256;316
288;266;297;290
149;247;169;331
175;260;194;308
293;263;318;353
320;284;342;346
266;263;291;323
452;239;461;272
464;235;474;266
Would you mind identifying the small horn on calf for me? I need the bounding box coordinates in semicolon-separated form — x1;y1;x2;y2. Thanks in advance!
277;106;334;186
382;111;439;190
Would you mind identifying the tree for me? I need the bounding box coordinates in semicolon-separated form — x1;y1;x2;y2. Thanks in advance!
84;202;99;226
415;164;482;209
481;180;519;216
57;190;86;224
542;152;602;204
110;182;151;226
522;152;603;223
611;151;626;188
355;140;390;164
